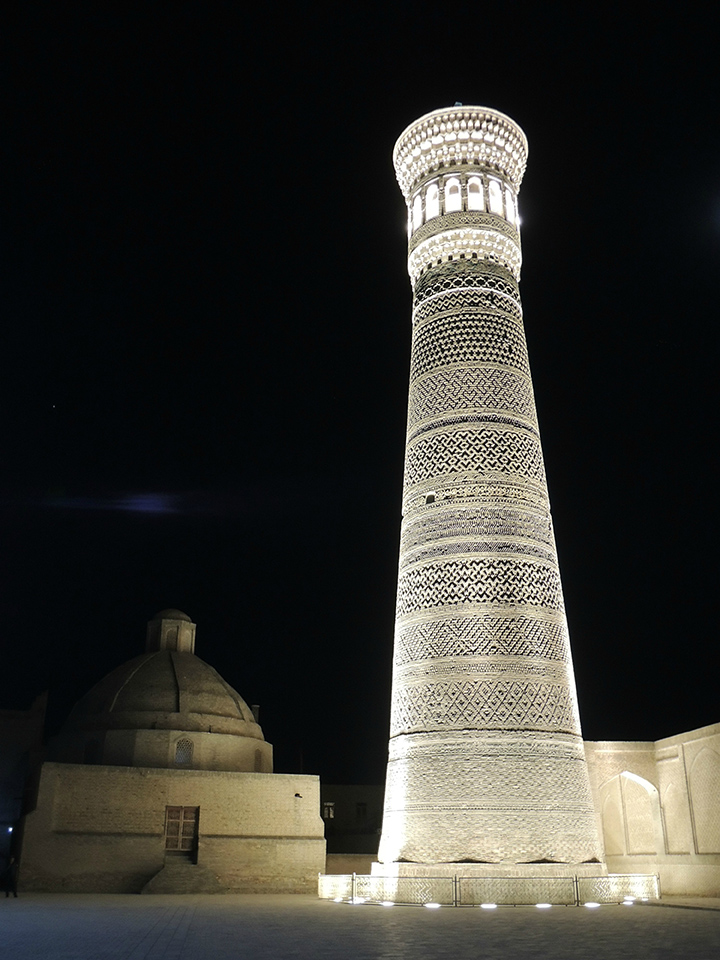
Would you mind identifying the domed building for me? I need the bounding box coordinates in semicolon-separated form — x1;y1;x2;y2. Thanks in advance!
20;611;325;893
52;609;272;774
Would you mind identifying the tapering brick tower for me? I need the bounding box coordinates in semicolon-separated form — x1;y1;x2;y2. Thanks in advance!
377;107;603;870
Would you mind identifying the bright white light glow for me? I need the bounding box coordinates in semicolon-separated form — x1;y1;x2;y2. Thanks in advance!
413;194;423;231
535;903;552;909
467;177;483;211
351;897;366;904
333;897;343;902
622;901;634;907
424;902;441;909
381;901;395;907
445;178;462;212
584;902;600;909
504;186;516;225
480;903;497;910
624;896;636;902
488;178;503;215
426;183;440;219
7;826;13;833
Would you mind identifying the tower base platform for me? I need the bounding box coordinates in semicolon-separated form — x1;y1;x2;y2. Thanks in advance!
319;863;660;906
370;860;608;878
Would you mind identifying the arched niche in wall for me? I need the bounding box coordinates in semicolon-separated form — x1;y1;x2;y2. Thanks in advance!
622;773;659;855
487;178;503;216
600;781;625;856
412;193;423;231
467;177;483;211
426;182;440;220
599;771;665;858
445;177;461;213
689;747;720;853
504;186;517;225
661;781;692;854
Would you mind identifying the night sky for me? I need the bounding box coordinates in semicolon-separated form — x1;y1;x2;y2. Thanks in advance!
3;4;719;783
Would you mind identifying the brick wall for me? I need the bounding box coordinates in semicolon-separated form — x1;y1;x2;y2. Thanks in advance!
20;762;325;892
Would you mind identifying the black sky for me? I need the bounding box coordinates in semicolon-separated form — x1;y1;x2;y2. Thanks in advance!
2;2;719;783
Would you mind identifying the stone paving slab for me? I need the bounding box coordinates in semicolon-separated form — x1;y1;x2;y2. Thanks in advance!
1;894;720;959
655;896;720;911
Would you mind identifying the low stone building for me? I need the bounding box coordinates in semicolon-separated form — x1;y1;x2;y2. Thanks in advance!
20;610;325;893
585;723;720;897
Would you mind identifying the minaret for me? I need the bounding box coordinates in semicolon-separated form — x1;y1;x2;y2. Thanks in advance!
378;106;603;869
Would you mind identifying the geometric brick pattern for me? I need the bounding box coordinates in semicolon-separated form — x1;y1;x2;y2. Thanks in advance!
390;678;578;734
319;873;660;905
379;106;603;867
394;614;571;666
409;312;530;380
409;212;521;270
413;259;520;309
408;226;522;283
408;367;536;434
402;537;558;567
409;210;521;256
400;505;554;553
404;426;545;490
396;556;565;617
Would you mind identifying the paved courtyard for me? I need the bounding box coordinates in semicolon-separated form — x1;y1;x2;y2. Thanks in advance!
1;894;719;960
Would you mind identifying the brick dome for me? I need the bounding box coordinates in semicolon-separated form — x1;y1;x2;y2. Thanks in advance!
50;611;272;773
65;649;263;738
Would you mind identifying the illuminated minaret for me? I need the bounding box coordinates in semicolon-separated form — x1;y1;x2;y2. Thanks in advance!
378;106;603;868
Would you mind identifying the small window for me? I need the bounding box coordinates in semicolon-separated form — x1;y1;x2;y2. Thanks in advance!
445;177;461;212
323;801;335;819
425;182;440;220
175;738;193;765
425;493;435;504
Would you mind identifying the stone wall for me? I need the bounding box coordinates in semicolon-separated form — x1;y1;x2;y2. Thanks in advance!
320;784;383;854
52;726;273;773
20;762;325;893
585;723;720;897
325;853;376;874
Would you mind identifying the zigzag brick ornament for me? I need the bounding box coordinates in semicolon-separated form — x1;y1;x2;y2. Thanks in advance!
377;106;603;867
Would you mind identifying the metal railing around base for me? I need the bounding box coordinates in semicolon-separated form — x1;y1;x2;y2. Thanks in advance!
318;872;660;906
577;874;660;903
